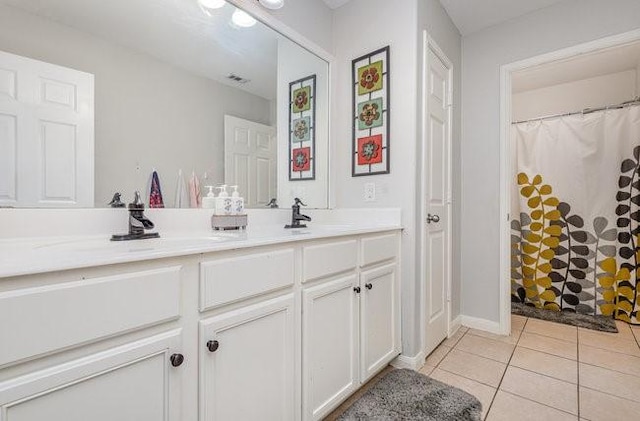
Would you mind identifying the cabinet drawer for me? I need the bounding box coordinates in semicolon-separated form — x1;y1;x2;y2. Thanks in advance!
0;266;181;367
360;233;399;267
200;248;295;311
302;240;357;283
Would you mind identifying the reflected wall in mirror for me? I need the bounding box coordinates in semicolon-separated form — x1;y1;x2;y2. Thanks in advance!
0;0;329;209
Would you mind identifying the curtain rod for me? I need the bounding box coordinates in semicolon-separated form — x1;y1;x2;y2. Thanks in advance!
512;96;640;125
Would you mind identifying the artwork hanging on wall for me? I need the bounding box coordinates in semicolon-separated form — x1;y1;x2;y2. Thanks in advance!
289;74;316;180
352;46;390;176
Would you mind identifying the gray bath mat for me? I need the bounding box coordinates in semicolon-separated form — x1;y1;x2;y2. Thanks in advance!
337;369;481;421
512;303;618;333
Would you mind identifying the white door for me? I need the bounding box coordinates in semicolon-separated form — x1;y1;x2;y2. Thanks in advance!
224;115;276;208
0;330;183;421
199;294;295;421
0;50;94;208
302;275;359;421
360;263;400;382
423;39;452;355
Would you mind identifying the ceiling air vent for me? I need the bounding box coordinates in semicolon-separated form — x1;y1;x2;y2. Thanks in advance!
227;73;250;84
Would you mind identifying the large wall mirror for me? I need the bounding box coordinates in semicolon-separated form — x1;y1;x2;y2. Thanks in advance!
0;0;329;209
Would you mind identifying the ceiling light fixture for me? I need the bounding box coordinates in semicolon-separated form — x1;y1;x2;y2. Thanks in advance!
198;0;226;16
258;0;284;10
231;8;257;28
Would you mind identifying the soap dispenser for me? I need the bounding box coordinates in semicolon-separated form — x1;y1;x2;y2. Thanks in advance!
215;185;232;215
231;185;245;215
202;186;216;209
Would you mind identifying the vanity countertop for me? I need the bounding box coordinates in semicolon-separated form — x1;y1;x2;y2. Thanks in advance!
0;223;402;278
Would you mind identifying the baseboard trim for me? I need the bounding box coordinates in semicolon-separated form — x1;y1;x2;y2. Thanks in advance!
391;351;426;371
460;315;504;334
449;315;462;336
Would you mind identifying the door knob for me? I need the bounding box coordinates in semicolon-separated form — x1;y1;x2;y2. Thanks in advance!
170;353;184;367
207;340;220;353
427;213;440;223
353;286;361;294
365;283;373;290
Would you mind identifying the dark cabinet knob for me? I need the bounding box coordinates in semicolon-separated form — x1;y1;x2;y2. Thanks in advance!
353;286;361;294
365;283;373;290
170;353;184;367
207;340;220;353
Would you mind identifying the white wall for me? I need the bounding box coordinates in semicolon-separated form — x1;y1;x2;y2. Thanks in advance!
263;0;333;53
513;70;637;122
277;38;330;209
333;0;419;355
418;0;463;324
461;0;640;323
0;4;272;207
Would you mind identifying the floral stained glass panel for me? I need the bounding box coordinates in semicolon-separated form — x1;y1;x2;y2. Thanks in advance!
357;60;383;95
357;98;383;130
291;117;311;143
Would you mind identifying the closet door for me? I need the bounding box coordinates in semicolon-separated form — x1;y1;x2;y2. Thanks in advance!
224;115;277;207
0;50;94;208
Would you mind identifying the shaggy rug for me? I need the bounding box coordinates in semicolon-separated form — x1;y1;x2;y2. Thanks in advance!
512;302;618;333
337;369;482;421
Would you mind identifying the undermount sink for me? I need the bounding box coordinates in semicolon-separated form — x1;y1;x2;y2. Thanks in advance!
34;236;230;253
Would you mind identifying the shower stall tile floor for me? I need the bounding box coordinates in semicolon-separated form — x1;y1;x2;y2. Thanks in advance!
419;316;640;421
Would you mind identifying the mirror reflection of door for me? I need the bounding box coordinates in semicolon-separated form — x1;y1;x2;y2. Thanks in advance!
224;115;276;208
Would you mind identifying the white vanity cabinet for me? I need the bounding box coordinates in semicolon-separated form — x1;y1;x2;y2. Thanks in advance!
0;228;401;421
302;233;401;421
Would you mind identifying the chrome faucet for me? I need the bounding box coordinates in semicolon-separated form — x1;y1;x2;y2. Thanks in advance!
285;198;311;229
111;191;160;241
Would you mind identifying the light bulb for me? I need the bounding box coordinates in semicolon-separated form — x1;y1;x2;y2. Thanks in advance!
258;0;284;10
199;0;226;9
231;8;257;28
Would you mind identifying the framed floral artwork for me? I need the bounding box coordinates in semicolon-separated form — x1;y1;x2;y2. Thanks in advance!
289;75;316;180
352;46;390;176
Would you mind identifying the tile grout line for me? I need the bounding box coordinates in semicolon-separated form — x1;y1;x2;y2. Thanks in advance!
576;327;581;420
483;316;529;419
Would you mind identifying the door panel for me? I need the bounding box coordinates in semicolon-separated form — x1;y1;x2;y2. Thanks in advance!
0;330;182;421
302;275;358;421
424;44;451;355
360;264;400;381
200;294;295;421
0;50;94;208
224;115;276;207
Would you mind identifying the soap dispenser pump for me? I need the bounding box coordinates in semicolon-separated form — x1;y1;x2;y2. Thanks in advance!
215;185;232;215
230;185;245;215
202;186;216;209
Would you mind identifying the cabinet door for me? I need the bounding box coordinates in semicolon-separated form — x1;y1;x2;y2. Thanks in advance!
0;330;183;421
360;263;401;382
302;274;359;421
200;294;295;421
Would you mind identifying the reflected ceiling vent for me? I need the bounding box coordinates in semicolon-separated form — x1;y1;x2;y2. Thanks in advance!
227;73;251;84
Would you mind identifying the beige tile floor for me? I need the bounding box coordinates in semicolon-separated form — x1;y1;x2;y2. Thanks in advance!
419;316;640;421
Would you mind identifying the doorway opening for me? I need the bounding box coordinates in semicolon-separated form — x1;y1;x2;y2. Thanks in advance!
500;29;640;334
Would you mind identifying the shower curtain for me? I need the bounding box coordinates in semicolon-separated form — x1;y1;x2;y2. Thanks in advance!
511;105;640;325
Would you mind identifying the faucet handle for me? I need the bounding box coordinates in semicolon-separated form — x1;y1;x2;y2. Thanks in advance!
129;191;145;209
293;198;306;207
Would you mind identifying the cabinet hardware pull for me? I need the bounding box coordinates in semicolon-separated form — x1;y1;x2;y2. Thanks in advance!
170;353;184;367
365;283;373;290
353;286;361;294
207;340;220;353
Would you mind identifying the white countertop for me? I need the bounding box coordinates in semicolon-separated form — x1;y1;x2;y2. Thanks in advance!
0;224;402;278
